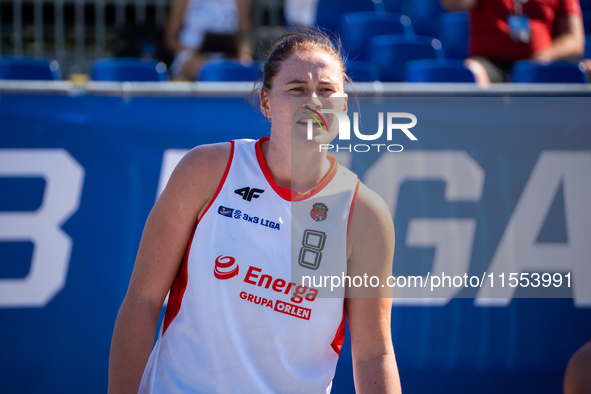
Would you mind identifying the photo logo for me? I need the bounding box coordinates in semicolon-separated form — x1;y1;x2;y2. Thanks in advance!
310;202;329;222
308;108;418;153
303;108;329;139
214;255;239;280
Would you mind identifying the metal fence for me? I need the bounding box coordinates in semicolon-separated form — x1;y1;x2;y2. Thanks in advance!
0;0;284;75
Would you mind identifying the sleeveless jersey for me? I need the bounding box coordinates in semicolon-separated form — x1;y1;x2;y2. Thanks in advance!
139;138;359;393
178;0;239;50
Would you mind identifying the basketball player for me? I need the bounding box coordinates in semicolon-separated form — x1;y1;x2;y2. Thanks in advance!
109;29;401;393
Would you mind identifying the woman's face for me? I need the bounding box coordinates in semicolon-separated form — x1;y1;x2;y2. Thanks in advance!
260;48;348;149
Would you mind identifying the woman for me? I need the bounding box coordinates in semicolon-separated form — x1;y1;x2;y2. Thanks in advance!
109;29;401;393
164;0;251;80
440;0;585;86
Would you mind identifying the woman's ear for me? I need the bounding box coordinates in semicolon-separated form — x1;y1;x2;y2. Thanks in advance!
260;89;271;118
343;93;348;113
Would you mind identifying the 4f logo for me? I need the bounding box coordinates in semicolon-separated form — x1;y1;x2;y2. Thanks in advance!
235;187;265;202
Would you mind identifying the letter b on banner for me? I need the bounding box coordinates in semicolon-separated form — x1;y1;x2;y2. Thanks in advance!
0;150;84;308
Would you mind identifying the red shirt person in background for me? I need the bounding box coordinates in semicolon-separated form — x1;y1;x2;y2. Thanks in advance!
441;0;585;85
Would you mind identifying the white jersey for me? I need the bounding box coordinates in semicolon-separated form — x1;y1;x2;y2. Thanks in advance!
139;138;359;393
178;0;239;50
171;0;239;76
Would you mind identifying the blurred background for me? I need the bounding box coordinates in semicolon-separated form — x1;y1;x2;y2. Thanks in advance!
1;0;591;393
0;0;589;82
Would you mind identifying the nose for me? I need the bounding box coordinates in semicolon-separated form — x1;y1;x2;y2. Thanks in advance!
306;91;322;108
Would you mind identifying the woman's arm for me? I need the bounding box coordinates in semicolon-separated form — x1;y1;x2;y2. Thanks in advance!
108;143;231;394
532;13;585;60
346;183;401;394
346;297;400;393
235;0;253;60
164;0;190;53
236;0;251;32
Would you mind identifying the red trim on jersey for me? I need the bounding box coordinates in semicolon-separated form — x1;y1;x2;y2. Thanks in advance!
197;140;235;224
335;181;358;353
347;179;361;237
162;225;195;334
331;305;347;355
162;141;235;334
255;137;338;202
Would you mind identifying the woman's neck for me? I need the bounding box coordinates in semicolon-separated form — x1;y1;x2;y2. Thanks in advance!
261;137;331;194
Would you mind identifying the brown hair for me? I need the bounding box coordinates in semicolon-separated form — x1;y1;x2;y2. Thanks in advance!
249;27;358;125
259;27;352;91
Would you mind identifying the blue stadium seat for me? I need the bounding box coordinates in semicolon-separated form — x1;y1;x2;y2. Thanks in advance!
0;56;62;80
381;0;405;13
438;12;469;60
510;61;589;83
91;58;169;81
583;11;591;35
197;59;262;81
407;0;446;37
341;12;413;61
406;59;475;82
346;60;380;82
585;36;591;58
315;0;376;35
370;35;443;81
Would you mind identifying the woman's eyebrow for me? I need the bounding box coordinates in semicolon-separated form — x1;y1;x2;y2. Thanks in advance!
284;78;339;87
285;79;308;85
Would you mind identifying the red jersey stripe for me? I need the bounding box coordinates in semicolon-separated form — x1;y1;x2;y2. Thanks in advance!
162;141;235;334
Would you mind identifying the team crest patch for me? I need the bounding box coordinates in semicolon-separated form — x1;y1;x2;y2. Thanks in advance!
310;202;328;222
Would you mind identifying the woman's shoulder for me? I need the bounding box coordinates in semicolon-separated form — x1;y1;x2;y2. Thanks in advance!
179;141;233;179
351;181;393;229
347;180;395;254
161;141;233;214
